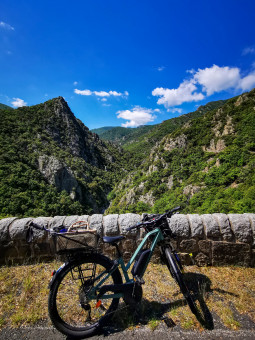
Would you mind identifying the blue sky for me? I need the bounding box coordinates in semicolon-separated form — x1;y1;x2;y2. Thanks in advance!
1;0;255;129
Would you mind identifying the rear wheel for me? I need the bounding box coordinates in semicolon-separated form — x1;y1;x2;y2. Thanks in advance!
165;248;198;315
48;253;122;338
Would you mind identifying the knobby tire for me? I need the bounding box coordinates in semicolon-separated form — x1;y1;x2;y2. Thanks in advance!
48;252;122;339
165;248;198;315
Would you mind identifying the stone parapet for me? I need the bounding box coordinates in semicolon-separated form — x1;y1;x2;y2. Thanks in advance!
0;213;254;266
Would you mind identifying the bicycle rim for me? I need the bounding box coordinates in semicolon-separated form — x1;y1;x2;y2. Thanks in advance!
48;253;122;338
165;248;199;315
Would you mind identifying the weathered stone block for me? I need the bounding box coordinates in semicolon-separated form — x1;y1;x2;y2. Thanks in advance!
187;214;204;239
14;243;32;258
79;215;90;224
195;253;211;266
213;213;234;241
251;249;255;267
180;239;198;253
179;253;193;266
122;238;136;253
31;242;52;256
201;214;221;239
89;214;103;235
9;218;32;241
118;213;141;235
63;215;79;228
168;214;190;238
0;217;17;244
49;216;66;229
244;213;255;246
102;243;116;260
228;214;253;244
32;217;52;242
3;245;19;260
198;240;212;256
212;241;251;266
103;214;119;236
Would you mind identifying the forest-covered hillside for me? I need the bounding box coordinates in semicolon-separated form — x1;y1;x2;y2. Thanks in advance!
0;97;126;217
91;125;155;146
107;91;255;214
0;91;254;218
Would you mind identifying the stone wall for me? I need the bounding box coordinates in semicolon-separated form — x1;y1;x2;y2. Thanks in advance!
0;213;255;266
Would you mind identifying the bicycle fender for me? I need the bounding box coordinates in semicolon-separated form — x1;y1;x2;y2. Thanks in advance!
48;263;68;290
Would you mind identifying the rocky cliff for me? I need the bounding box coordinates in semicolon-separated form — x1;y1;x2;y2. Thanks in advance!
107;90;255;215
0;97;124;217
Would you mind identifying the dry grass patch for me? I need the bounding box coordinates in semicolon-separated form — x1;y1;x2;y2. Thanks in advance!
0;262;57;328
0;262;254;331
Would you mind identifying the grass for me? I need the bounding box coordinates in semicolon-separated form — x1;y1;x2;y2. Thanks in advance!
0;262;255;331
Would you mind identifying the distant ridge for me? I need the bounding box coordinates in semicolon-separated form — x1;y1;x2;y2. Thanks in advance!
0;103;13;110
92;125;155;145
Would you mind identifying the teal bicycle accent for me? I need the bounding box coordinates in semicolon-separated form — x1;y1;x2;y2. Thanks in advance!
90;227;164;302
28;207;199;339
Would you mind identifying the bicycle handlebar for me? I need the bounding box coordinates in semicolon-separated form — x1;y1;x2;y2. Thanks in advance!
29;221;47;231
126;206;181;231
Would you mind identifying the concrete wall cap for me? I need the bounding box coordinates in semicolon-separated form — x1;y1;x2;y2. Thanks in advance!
9;218;33;241
0;217;18;244
118;213;141;235
201;214;221;239
187;214;204;238
213;213;234;241
103;214;119;236
228;214;253;244
168;214;190;238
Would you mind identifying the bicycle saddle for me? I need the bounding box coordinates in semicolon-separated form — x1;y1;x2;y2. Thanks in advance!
102;236;125;244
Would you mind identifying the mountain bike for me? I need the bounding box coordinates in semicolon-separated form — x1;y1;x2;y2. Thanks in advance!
28;207;199;339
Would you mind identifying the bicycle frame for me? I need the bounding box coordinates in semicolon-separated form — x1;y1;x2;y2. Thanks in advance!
89;227;165;301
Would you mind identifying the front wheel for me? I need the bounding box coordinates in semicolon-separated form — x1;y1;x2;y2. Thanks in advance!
48;253;122;338
165;248;198;315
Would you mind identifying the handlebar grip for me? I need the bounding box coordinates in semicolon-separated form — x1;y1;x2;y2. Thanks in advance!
29;221;46;231
168;206;181;216
126;223;142;231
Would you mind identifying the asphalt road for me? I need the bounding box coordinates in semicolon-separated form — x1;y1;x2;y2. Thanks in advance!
1;326;255;340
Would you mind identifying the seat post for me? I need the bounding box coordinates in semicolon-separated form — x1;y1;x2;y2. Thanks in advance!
112;242;122;258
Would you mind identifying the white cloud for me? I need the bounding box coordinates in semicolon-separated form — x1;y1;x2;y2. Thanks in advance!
153;64;255;109
100;98;107;102
157;66;165;72
152;80;204;108
239;71;255;91
117;106;157;127
186;69;195;74
94;91;110;97
0;21;14;31
193;65;240;95
168;108;183;114
74;89;128;98
11;98;27;108
74;89;92;95
73;81;78;86
109;91;122;96
242;47;255;56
